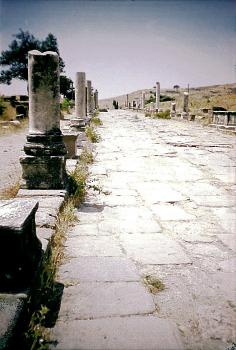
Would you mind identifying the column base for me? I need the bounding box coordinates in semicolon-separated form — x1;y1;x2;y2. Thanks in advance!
20;155;66;189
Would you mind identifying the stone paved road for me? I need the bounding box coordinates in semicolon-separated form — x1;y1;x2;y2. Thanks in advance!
0;129;26;194
51;110;236;350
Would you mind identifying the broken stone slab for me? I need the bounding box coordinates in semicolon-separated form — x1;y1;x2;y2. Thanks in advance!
0;199;42;290
0;293;27;350
36;227;54;252
51;316;183;350
57;282;155;319
35;208;57;228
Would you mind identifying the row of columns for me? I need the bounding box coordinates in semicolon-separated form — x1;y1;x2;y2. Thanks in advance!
20;50;99;190
126;81;189;118
74;72;99;121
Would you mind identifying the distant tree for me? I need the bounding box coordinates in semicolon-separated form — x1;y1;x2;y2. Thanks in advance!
40;33;65;72
0;29;65;85
60;75;73;99
173;85;180;92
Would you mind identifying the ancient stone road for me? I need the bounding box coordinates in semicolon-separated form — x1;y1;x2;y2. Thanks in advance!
52;110;236;350
0;129;25;194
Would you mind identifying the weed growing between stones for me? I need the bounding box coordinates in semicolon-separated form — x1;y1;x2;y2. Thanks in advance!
14;145;97;350
85;125;100;143
79;147;94;164
91;115;103;126
144;275;165;294
16;197;77;350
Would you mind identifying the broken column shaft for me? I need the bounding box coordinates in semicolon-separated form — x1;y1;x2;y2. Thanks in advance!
20;50;66;189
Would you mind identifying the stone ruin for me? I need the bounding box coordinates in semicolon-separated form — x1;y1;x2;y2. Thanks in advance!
20;50;67;190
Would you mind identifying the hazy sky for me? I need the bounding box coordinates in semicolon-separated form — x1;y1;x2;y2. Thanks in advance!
0;0;235;98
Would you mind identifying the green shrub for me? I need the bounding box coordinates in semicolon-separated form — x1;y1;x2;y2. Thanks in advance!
152;110;171;119
60;98;73;113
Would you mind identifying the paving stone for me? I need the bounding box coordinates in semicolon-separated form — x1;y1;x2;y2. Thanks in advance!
161;221;220;242
121;234;191;264
69;223;99;236
58;282;155;319
211;207;236;234
52;316;183;350
217;233;236;252
58;257;139;282
102;194;139;206
137;183;187;203
191;195;236;207
219;257;236;273
65;236;124;258
151;203;196;221
98;206;162;234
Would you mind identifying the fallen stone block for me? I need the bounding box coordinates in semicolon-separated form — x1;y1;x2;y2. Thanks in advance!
0;199;42;290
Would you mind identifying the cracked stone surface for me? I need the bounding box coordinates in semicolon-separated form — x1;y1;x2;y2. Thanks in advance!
51;110;236;350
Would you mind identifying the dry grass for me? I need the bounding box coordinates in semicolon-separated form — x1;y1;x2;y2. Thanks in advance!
85;125;100;143
0;118;28;136
79;147;94;164
0;179;20;199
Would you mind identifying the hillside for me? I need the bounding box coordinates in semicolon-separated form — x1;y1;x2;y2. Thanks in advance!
99;83;236;112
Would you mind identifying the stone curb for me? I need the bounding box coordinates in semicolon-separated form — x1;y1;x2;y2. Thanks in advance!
0;159;78;350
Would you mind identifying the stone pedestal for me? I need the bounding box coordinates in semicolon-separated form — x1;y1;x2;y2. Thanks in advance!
20;50;66;189
62;132;78;158
155;82;160;111
0;199;41;290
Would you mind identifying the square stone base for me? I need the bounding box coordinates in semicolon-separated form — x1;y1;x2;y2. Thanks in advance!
62;133;78;159
20;155;66;189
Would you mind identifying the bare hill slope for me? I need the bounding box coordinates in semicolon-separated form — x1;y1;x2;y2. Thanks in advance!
99;83;236;112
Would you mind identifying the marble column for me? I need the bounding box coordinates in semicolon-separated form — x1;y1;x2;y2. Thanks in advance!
183;92;189;113
87;80;92;115
94;89;98;110
171;102;176;117
75;72;86;120
181;92;189;119
141;91;145;110
20;50;66;189
155;82;160;111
